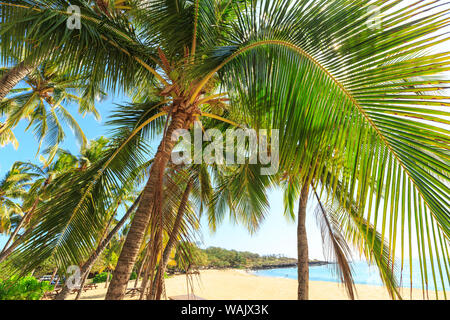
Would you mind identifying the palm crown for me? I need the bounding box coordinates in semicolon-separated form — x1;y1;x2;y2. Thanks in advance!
0;61;104;161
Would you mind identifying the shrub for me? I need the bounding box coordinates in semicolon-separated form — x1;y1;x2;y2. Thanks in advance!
130;271;137;280
92;272;109;284
0;276;54;300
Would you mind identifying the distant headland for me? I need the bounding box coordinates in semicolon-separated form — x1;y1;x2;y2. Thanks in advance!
170;247;331;272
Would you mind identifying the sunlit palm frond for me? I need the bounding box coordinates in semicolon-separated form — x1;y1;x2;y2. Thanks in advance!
193;0;449;295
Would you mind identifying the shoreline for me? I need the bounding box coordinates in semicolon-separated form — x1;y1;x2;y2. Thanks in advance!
66;269;447;300
245;260;331;271
245;267;446;293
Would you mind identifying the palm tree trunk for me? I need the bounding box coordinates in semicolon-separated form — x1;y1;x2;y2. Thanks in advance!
0;227;33;263
75;267;91;300
135;242;151;293
105;111;188;300
54;194;140;300
49;267;58;285
136;243;152;299
297;182;310;300
1;199;39;256
139;262;152;300
152;179;193;300
0;61;38;102
105;271;110;288
1;177;51;260
134;260;144;288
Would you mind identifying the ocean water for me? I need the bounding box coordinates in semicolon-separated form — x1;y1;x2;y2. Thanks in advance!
251;260;448;291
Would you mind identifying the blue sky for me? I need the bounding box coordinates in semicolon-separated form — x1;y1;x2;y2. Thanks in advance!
0;93;329;260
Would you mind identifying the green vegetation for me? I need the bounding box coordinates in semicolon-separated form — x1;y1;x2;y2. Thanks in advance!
173;246;297;270
0;276;53;300
92;272;109;284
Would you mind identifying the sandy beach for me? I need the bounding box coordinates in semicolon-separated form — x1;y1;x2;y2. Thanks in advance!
65;269;447;300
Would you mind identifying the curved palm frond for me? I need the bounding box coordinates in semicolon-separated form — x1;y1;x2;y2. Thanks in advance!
8;130;152;274
192;0;449;295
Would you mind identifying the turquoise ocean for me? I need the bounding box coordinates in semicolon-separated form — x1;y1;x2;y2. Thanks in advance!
251;260;448;291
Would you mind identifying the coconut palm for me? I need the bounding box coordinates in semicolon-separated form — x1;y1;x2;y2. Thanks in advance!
46;138;146;300
0;62;103;160
72;190;141;300
2;0;449;300
138;167;195;300
0;137;110;263
0;163;36;236
281;166;401;299
0;151;80;262
0;0;128;103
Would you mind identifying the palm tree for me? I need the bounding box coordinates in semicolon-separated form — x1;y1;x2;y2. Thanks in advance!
0;0;124;103
2;0;449;300
146;124;275;300
134;163;203;300
46;138;144;300
127;141;270;300
297;180;310;300
0;137;110;263
0;62;103;160
72;191;141;300
281;167;398;300
0;163;35;236
0;152;79;262
151;174;193;300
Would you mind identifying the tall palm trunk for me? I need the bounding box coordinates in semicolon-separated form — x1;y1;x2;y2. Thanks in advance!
75;266;91;300
106;111;188;300
49;267;58;285
105;271;110;288
297;182;310;300
55;194;140;300
136;243;152;297
139;259;153;300
0;61;38;102
151;179;193;300
134;260;144;288
1;199;38;256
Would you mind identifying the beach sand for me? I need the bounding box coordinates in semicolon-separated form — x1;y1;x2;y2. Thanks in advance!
64;269;447;300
